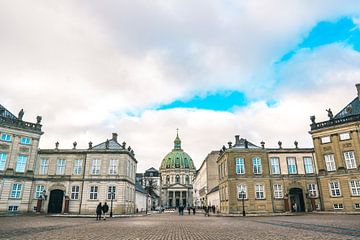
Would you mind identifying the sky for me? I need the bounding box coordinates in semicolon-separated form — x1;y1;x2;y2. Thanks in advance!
1;1;360;172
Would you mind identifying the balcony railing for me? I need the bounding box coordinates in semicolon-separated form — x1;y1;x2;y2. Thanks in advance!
310;114;360;130
0;115;42;132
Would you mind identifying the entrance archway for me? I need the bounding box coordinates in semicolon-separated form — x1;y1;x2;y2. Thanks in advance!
289;188;305;212
48;189;64;213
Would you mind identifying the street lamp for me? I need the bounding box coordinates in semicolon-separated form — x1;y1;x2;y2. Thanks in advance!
240;190;245;216
110;190;115;217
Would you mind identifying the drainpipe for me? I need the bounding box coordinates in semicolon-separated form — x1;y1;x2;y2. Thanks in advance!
79;154;87;214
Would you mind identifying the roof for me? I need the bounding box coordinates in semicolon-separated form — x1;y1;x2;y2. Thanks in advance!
233;138;260;149
145;167;159;173
208;185;219;194
92;139;124;150
135;181;147;194
0;104;17;120
334;97;360;119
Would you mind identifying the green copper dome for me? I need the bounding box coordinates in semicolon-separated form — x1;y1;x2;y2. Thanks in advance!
160;132;195;170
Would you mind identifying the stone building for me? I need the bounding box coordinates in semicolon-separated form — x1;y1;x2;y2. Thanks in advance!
192;151;220;208
136;167;160;210
0;105;43;213
218;136;318;214
0;104;137;214
309;84;360;212
159;132;196;208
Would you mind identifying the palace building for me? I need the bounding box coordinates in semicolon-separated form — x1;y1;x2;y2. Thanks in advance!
0;105;137;214
159;132;196;208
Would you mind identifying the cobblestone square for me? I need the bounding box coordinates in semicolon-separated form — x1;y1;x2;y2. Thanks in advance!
0;213;359;240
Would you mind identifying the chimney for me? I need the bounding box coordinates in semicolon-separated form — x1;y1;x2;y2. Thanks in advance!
112;133;118;142
356;84;360;100
235;135;240;145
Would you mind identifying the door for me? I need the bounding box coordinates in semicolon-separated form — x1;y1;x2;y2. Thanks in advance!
289;188;305;212
48;189;64;213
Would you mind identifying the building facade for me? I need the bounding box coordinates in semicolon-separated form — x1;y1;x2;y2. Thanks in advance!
309;84;360;212
0;105;137;214
159;132;196;208
136;167;160;210
218;136;318;214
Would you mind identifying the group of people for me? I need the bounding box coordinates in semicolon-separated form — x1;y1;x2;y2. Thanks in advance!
203;205;216;216
96;202;109;220
178;206;196;215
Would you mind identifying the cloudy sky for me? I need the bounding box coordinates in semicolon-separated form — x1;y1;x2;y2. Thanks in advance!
1;1;360;172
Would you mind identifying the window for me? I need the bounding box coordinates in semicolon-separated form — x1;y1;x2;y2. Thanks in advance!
235;157;245;174
11;183;22;198
339;132;350;141
175;158;180;168
255;184;265;199
344;151;357;169
333;203;343;209
91;159;100;175
185;175;190;185
273;184;283;199
8;206;18;212
107;186;116;200
308;184;318;198
237;184;247;199
20;137;31;145
39;159;48;175
90;186;98;200
71;186;80;200
325;154;336;171
253;157;262;174
166;175;170;184
0;153;7;171
108;159;118;175
34;185;45;199
270;157;280;174
355;203;360;209
56;159;65;175
321;136;331;144
1;133;11;142
176;175;180;184
303;157;314;174
73;160;82;175
287;157;297;174
349;180;360;196
329;181;341;197
16;155;27;173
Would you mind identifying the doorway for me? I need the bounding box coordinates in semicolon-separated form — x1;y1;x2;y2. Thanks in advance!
48;189;64;213
289;188;305;212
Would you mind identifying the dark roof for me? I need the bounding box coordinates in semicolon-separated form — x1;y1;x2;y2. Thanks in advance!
135;181;147;194
334;97;360;119
92;139;124;150
233;138;260;149
145;167;159;173
0;104;17;120
208;185;219;194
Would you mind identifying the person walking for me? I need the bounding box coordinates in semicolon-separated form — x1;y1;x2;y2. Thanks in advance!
192;207;196;215
188;206;191;215
102;202;109;220
96;202;102;221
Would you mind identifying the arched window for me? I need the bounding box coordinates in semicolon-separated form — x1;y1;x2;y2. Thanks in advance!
184;158;189;168
166;175;170;184
185;175;189;185
176;175;180;183
175;157;180;168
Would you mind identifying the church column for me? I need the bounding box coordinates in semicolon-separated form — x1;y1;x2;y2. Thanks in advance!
180;191;183;206
172;191;175;207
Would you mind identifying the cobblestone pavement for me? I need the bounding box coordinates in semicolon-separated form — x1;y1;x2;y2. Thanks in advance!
0;213;360;240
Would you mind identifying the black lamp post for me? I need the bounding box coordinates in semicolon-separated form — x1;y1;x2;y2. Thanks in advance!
241;190;246;216
110;191;114;217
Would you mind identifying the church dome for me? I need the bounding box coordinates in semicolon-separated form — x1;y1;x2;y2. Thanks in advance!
160;132;196;170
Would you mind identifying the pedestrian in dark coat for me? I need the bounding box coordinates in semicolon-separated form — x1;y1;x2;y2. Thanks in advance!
192;207;196;215
188;207;191;215
96;202;102;220
102;202;109;220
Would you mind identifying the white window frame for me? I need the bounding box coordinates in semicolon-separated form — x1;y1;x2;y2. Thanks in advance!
91;159;101;175
308;183;318;198
1;133;11;142
253;157;262;174
255;184;265;199
71;185;80;200
325;154;336;172
235;157;245;174
73;160;82;175
329;181;341;197
15;155;27;173
34;185;45;199
344;151;357;169
10;183;22;199
303;157;314;174
237;184;247;199
349;180;360;196
270;157;280;174
56;159;65;175
39;159;48;175
287;157;297;174
273;184;283;199
20;137;31;145
0;152;7;171
8;206;18;212
90;186;98;200
333;203;343;209
339;132;350;141
355;203;360;209
107;186;116;200
108;159;118;175
321;136;331;144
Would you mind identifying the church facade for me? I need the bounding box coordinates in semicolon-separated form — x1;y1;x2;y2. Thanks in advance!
159;132;196;208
